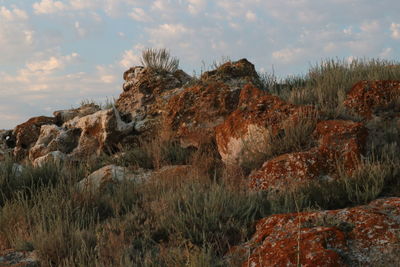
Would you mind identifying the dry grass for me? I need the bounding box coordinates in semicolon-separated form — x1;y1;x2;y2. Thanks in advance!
140;48;180;73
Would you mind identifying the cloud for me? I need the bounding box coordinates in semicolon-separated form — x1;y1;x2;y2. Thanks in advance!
272;48;305;63
245;11;257;22
33;0;66;14
129;8;152;22
187;0;206;15
0;6;28;20
119;46;143;68
74;21;87;37
390;23;400;40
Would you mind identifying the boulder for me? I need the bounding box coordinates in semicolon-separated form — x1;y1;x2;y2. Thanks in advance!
164;81;242;147
314;120;368;171
116;66;191;121
77;165;151;192
12;116;56;160
344;80;400;119
249;120;368;192
249;149;330;192
0;249;38;267
28;125;80;162
32;151;67;167
200;58;261;87
63;107;134;158
53;103;101;125
215;84;313;165
231;197;400;267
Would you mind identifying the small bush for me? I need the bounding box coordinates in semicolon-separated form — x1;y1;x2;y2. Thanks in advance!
140;48;179;73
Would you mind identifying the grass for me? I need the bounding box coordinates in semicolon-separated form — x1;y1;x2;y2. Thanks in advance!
140;48;180;73
260;58;400;119
1;57;400;266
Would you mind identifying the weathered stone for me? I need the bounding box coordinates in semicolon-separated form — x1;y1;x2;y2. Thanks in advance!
33;151;67;167
200;58;261;87
231;198;400;267
164;81;241;147
0;249;38;267
29;125;80;162
77;165;151;192
314;120;368;172
215;84;312;165
249;149;330;192
64;107;134;158
53;103;101;125
249;120;368;192
12;116;56;160
344;80;400;119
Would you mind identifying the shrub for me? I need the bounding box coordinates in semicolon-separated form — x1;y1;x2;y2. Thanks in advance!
140;48;179;73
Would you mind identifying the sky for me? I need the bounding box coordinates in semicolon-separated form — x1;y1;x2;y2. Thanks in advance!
1;0;400;129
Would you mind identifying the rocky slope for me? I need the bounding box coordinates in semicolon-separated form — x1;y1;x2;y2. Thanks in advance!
1;59;400;266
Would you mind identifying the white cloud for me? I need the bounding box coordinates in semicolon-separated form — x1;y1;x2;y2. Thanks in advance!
0;6;28;20
245;11;257;22
129;8;152;22
120;50;141;68
74;21;87;37
272;48;305;63
33;0;66;14
390;23;400;40
360;20;380;33
187;0;206;15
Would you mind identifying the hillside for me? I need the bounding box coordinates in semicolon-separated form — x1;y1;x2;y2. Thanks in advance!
1;54;400;266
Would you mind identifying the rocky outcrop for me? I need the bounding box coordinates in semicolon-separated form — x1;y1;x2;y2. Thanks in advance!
344;80;400;119
0;249;38;267
215;84;314;165
32;151;67;167
53;103;101;125
77;165;151;192
232;198;400;267
249;120;368;192
12;116;56;160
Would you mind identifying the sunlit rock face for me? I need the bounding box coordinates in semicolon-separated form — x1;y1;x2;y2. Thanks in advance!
231;198;400;267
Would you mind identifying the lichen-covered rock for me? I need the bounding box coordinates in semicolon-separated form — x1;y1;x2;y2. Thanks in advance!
249;149;330;192
215;84;312;165
116;66;191;120
63;107;134;158
231;198;400;267
28;125;81;161
200;58;261;87
78;165;150;192
164;81;242;147
249;120;368;192
0;249;38;267
32;151;67;167
53;103;101;125
314;120;368;171
344;80;400;119
12;116;56;160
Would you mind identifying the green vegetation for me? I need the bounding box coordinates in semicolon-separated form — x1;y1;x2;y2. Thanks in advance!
1;58;400;266
260;58;400;119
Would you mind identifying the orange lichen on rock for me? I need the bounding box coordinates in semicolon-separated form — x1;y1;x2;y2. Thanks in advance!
12;116;56;160
232;198;400;267
314;120;368;171
248;119;368;192
249;149;329;191
215;84;305;164
344;80;400;119
164;82;241;147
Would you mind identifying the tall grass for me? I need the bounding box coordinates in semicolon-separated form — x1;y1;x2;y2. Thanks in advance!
140;48;180;73
260;58;400;119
